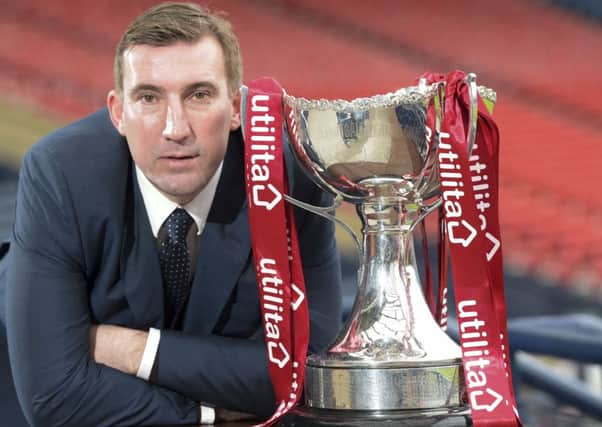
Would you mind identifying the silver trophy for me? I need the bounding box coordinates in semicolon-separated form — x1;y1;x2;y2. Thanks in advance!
279;74;496;415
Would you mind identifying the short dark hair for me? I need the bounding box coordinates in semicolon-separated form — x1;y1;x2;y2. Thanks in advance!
114;2;242;96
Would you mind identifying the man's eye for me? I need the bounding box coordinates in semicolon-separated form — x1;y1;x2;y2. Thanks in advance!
140;94;157;103
191;91;210;101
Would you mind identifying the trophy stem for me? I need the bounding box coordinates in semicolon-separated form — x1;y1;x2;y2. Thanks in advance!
305;195;466;411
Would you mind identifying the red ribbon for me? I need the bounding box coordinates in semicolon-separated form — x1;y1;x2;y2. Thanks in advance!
423;70;522;426
244;78;309;426
245;73;521;426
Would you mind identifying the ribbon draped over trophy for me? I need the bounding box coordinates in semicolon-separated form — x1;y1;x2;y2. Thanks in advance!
243;78;309;426
242;71;522;427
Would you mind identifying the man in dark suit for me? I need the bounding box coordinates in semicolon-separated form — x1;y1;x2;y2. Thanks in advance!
1;3;342;426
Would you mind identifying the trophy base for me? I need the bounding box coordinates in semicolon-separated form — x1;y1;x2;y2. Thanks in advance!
277;406;472;427
305;360;465;411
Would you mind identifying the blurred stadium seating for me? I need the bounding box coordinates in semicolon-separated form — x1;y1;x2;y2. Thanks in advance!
0;1;601;426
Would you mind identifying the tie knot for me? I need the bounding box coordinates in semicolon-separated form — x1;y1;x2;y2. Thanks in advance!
163;208;194;244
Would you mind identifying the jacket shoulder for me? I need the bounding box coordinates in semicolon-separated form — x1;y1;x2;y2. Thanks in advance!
24;108;130;194
31;108;127;166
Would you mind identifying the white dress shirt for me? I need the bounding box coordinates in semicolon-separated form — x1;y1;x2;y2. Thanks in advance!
134;163;223;425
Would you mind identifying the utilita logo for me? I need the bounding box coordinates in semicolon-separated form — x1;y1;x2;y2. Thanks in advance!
248;94;282;211
258;258;290;368
468;143;501;262
458;300;504;413
257;256;306;370
438;132;477;247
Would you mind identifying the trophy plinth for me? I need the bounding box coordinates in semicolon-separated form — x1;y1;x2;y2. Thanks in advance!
278;406;472;427
282;76;491;417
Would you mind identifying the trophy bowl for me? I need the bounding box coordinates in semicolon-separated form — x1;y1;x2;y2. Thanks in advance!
283;82;443;204
282;76;491;413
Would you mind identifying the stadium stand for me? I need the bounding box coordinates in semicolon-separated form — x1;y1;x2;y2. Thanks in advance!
0;1;600;426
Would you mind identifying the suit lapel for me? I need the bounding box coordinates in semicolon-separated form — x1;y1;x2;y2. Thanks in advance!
121;167;166;329
183;130;251;333
184;208;251;333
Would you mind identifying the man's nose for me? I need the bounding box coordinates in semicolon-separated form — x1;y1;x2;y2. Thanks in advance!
162;101;191;142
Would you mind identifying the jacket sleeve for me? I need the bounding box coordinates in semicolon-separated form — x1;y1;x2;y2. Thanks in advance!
151;170;343;416
6;147;199;427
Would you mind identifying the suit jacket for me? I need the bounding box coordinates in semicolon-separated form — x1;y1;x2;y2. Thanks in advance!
1;109;342;427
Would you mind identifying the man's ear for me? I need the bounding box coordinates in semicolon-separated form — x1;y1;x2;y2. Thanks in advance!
107;90;126;136
229;90;241;131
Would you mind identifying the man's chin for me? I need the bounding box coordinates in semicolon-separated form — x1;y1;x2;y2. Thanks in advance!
156;180;208;205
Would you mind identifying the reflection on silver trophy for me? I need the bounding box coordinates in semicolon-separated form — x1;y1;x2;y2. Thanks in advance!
282;74;496;413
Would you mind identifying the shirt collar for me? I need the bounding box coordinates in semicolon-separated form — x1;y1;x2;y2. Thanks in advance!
135;162;223;238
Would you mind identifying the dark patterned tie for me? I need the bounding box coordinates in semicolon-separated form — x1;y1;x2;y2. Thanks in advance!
159;208;194;327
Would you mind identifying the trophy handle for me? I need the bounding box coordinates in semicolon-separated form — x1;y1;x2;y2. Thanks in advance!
240;84;363;263
282;194;363;261
465;72;478;155
239;85;249;140
415;197;442;231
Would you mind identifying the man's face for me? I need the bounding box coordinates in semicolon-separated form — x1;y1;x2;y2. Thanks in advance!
108;37;240;205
